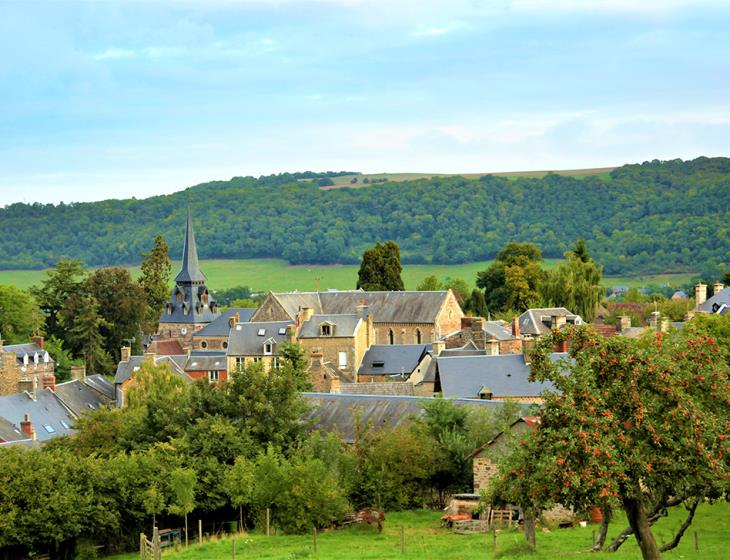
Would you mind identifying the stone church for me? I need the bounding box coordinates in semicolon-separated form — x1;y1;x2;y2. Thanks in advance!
157;211;221;349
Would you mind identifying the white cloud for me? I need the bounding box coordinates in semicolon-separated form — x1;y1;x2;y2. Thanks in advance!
93;47;136;61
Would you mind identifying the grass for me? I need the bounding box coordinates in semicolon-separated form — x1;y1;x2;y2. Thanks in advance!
321;168;616;189
106;502;729;559
0;259;694;294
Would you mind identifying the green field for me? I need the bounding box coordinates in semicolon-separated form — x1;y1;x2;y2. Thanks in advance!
108;503;728;559
321;167;616;189
0;258;695;294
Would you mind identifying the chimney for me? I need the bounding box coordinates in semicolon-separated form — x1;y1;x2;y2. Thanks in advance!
556;339;569;353
228;312;240;329
470;317;485;332
330;373;341;394
31;336;44;350
461;316;472;330
31;376;38;401
432;340;445;356
356;299;369;321
121;346;131;363
143;351;156;363
695;283;707;308
20;413;34;438
660;317;670;333
298;306;313;324
42;374;56;392
287;323;297;343
70;365;86;381
551;314;566;331
649;311;660;331
713;281;725;296
511;316;520;338
486;337;499;356
618;315;631;333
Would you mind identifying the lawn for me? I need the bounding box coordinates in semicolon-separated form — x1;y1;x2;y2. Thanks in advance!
107;502;728;559
0;258;694;294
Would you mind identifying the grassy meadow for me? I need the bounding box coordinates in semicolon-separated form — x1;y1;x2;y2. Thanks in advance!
0;258;695;294
108;502;728;560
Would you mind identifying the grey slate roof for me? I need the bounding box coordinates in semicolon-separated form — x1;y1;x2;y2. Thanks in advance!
114;354;188;385
437;353;566;399
0;389;76;442
357;344;431;377
227;321;293;356
518;308;582;336
2;343;53;366
195;308;256;338
440;341;487;357
699;287;730;314
303;393;509;443
0;416;23;443
185;351;227;371
53;376;115;417
176;209;206;283
298;314;362;338
260;290;452;324
483;321;516;341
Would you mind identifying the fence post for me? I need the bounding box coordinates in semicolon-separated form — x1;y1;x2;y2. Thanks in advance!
139;533;145;559
199;519;203;545
153;526;161;560
400;526;405;554
266;508;271;537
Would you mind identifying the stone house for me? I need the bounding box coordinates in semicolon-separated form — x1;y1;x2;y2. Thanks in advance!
443;317;522;355
114;350;188;406
157;211;221;350
192;308;256;351
184;351;228;384
356;344;432;383
0;336;55;397
251;290;464;345
694;282;729;315
226;321;294;373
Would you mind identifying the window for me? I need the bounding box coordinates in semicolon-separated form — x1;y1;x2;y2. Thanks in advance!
264;343;273;355
416;329;422;344
388;329;394;345
257;329;266;336
60;421;69;430
208;370;219;383
278;327;287;335
372;361;385;368
43;424;55;434
253;357;262;364
223;341;228;349
320;324;332;336
338;352;347;369
200;340;208;349
235;357;244;369
273;357;281;370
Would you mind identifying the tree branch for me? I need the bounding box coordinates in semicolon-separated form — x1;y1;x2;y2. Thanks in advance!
659;499;699;553
606;495;685;552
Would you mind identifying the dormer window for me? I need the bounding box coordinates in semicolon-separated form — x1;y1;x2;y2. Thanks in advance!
320;323;333;336
264;342;273;355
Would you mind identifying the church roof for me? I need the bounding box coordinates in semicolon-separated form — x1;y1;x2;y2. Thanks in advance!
175;209;206;284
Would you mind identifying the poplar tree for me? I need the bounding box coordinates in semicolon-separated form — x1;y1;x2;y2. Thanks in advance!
139;235;172;335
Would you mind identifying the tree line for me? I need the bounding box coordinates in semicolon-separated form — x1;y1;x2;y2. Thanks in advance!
0;158;727;275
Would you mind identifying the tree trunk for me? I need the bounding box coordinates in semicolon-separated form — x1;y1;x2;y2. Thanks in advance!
592;507;611;551
607;495;684;552
623;496;661;560
523;505;537;550
239;505;243;533
185;512;189;547
659;499;699;552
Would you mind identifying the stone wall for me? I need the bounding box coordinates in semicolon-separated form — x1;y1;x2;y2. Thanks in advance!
373;323;435;345
0;351;19;396
193;335;228;351
473;457;500;493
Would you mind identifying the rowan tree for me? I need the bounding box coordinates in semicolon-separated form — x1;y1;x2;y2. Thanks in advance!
492;326;729;559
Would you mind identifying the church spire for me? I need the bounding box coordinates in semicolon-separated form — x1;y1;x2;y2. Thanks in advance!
175;208;206;283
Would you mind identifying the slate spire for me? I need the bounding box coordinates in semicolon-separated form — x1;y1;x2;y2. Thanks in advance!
175;208;206;283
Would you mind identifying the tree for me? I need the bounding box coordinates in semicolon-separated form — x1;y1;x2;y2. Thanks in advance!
224;457;256;531
494;326;729;558
139;235;171;335
43;336;81;382
82;267;147;360
0;285;44;343
465;289;488;318
476;243;544;312
30;260;86;342
416;275;441;291
59;293;113;374
167;468;197;546
356;241;404;291
541;240;603;321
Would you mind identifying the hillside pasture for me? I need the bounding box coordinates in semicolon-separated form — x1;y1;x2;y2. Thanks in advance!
0;258;694;294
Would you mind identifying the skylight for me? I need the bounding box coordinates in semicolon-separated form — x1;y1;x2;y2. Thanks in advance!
257;329;266;336
278;327;287;335
43;424;55;433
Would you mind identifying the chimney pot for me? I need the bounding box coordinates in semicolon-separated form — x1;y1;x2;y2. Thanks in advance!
695;283;708;308
121;346;132;363
20;414;33;437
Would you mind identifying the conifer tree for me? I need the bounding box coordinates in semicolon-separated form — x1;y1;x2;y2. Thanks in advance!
356;241;404;291
60;293;112;374
139;235;172;334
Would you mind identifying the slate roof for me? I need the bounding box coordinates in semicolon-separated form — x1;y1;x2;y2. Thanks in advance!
699;287;730;314
518;308;582;336
53;376;114;417
483;321;516;341
357;344;431;377
298;314;362;338
2;343;53;366
185;351;227;371
176;209;207;283
114;355;188;385
0;416;23;443
227;321;293;356
339;382;415;396
259;290;453;324
195;308;256;338
0;389;76;442
303;393;508;443
437;353;566;399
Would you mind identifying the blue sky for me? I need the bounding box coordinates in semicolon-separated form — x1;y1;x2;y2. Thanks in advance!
1;0;729;204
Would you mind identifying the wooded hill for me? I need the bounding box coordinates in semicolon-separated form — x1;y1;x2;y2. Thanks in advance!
1;157;727;275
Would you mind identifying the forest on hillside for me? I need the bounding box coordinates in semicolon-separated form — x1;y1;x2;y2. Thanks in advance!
0;157;727;275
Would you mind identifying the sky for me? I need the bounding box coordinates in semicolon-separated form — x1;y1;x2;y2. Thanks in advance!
1;0;729;204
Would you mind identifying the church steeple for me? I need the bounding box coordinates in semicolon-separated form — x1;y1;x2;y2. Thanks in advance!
176;209;206;284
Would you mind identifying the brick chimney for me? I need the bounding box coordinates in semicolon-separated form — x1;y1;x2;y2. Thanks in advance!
20;413;35;439
42;374;56;392
618;315;631;333
31;335;44;350
695;283;707;308
556;339;569;353
713;281;725;296
142;351;156;363
228;312;240;329
511;316;520;338
120;346;131;363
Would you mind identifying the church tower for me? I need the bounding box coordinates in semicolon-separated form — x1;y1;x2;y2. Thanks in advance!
157;210;220;349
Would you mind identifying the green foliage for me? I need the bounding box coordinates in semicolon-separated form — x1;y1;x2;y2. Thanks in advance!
139;235;172;335
0;284;43;343
30;260;86;341
476;242;545;312
44;335;81;382
213;285;257;306
59;293;113;374
542;242;603;321
356;241;404;291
